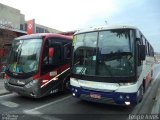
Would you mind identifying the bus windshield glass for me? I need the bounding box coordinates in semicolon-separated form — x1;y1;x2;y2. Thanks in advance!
72;29;135;77
7;39;42;75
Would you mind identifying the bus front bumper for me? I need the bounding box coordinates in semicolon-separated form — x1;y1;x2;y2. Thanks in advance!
4;80;41;98
70;86;138;106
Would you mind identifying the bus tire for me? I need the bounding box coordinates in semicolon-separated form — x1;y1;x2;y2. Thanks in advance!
63;77;70;92
139;85;144;103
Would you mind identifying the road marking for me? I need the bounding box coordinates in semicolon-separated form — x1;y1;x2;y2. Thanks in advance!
154;71;160;81
1;101;19;108
0;93;15;98
24;95;72;114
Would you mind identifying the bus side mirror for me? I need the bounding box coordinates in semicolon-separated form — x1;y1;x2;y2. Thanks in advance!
138;45;145;60
49;48;54;58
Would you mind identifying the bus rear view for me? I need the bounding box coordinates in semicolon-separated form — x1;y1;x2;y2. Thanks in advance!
4;33;72;98
70;25;154;106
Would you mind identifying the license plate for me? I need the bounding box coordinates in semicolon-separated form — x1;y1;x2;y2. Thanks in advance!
90;93;101;99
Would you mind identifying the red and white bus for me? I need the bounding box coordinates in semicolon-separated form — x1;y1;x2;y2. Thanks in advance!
4;33;72;98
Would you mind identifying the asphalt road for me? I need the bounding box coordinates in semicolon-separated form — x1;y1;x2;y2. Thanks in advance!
0;93;133;120
0;64;159;120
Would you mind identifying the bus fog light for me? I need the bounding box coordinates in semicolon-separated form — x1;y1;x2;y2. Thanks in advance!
72;93;76;96
125;101;130;105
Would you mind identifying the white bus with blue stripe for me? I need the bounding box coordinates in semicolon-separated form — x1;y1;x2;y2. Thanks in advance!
70;25;154;106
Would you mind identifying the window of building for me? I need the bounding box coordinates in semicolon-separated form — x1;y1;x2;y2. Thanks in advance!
36;27;45;33
20;24;24;31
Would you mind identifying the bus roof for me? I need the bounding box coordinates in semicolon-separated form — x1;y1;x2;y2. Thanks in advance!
15;33;73;40
74;25;139;35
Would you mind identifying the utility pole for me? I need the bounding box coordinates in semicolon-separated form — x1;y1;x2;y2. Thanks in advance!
105;20;107;25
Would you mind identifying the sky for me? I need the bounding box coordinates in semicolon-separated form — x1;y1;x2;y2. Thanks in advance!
0;0;160;52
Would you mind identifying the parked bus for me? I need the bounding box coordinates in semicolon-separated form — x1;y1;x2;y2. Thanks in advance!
70;25;154;106
4;33;72;98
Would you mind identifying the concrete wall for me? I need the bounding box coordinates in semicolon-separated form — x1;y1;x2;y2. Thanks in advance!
0;3;25;29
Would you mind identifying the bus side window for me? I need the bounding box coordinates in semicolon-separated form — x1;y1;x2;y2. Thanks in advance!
64;42;72;63
43;41;49;65
43;40;62;66
50;45;61;65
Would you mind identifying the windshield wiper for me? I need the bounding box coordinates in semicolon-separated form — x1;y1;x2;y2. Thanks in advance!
17;48;22;63
103;51;132;60
108;51;132;56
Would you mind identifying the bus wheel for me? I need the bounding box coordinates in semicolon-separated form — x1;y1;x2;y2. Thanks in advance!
63;78;70;92
139;85;144;103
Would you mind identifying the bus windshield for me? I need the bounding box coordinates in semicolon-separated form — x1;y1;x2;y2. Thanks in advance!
7;39;42;75
72;29;135;77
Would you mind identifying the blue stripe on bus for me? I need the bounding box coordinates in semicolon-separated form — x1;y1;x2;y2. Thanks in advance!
71;86;138;105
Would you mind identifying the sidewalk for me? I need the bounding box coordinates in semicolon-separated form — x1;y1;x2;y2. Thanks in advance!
0;78;11;95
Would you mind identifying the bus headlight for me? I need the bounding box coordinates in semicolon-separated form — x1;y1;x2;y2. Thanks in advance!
119;82;135;86
25;80;37;88
119;95;130;100
25;82;32;88
70;78;80;87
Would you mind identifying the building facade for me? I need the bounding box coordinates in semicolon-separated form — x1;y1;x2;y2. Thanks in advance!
0;3;61;34
0;3;62;76
0;3;25;30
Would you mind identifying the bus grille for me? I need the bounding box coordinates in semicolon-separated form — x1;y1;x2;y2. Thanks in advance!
80;94;115;104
